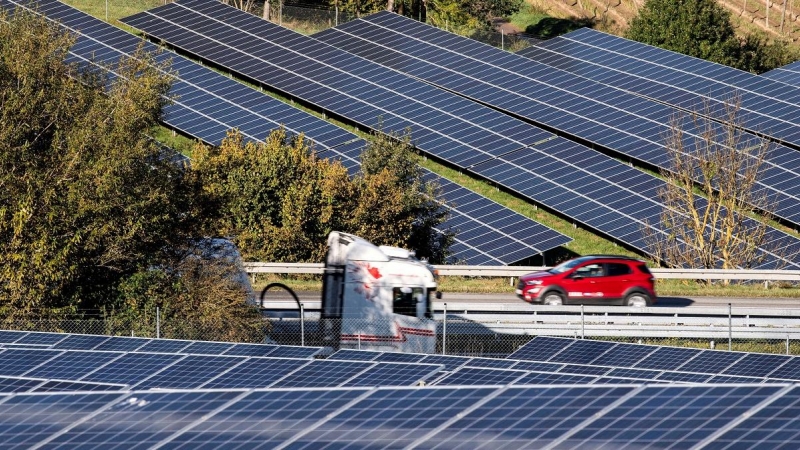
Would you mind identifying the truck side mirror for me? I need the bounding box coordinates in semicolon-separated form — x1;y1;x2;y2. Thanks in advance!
435;291;442;299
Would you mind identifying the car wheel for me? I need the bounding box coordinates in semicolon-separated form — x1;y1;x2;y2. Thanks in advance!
543;292;564;306
625;292;650;307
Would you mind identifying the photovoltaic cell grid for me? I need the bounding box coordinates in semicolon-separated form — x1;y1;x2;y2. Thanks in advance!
3;385;800;448
761;60;800;86
314;12;800;230
116;0;732;263
519;28;800;145
0;0;570;266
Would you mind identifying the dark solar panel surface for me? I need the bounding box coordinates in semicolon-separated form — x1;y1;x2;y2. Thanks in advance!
200;357;310;389
461;357;517;369
516;371;599;385
509;361;565;372
558;364;612;376
605;367;662;380
270;359;373;388
0;376;45;393
181;341;234;355
657;371;713;383
343;362;443;387
33;380;128;392
761;61;800;86
14;332;68;346
552;384;782;449
634;345;702;370
222;343;280;357
81;352;184;385
51;334;111;350
93;336;151;353
0;0;570;266
507;336;574;362
589;343;657;368
24;351;122;380
765;356;800;380
677;350;746;375
328;349;383;361
519;28;800;144
374;352;428;363
548;339;616;364
314;12;800;231
0;330;26;343
722;353;791;378
136;339;193;354
418;354;472;371
433;367;528;386
265;346;322;359
0;349;63;377
133;355;246;390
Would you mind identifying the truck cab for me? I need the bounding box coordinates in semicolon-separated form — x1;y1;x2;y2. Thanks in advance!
321;231;439;353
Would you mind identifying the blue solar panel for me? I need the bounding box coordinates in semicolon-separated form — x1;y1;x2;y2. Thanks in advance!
461;357;517;369
158;389;371;448
559;364;613;376
221;343;280;357
507;336;576;362
0;330;27;343
722;353;791;378
200;357;310;389
548;339;616;364
552;384;783;449
0;376;45;393
270;360;374;388
328;349;383;361
93;336;151;352
181;341;235;355
604;367;663;380
265;346;322;359
33;380;128;392
135;339;193;354
509;360;566;372
343;362;443;387
516;371;599;385
423;385;634;448
676;350;746;375
762;61;800;86
24;350;122;380
44;390;244;449
656;371;713;383
50;334;111;350
81;352;184;385
0;349;63;376
418;354;472;371
764;356;800;381
13;332;68;346
589;342;657;368
133;355;246;390
434;367;528;386
374;352;428;363
0;392;126;448
633;345;703;370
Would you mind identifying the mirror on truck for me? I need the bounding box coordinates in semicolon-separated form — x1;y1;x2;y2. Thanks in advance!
435;291;442;299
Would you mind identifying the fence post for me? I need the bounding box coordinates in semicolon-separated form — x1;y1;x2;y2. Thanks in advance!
501;29;505;51
300;302;305;347
442;302;447;355
787;334;791;355
156;306;160;339
728;303;732;351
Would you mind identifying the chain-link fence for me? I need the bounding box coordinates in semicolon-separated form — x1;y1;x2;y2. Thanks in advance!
7;312;799;357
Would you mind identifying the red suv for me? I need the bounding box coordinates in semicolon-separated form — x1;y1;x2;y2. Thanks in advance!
516;255;656;306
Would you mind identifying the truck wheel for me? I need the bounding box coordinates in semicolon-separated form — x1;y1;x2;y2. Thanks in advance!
625;292;650;307
543;292;564;306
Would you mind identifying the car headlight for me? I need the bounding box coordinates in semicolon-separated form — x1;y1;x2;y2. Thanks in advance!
525;279;543;286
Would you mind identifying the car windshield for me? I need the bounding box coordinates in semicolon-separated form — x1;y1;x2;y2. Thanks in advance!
549;257;592;274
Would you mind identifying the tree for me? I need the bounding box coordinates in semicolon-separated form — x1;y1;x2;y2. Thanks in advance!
0;7;199;317
626;0;799;73
331;0;522;30
644;97;779;270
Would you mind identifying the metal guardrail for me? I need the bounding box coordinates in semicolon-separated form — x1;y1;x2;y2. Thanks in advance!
243;262;800;281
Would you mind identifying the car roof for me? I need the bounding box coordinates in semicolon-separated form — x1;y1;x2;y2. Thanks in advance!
578;255;646;262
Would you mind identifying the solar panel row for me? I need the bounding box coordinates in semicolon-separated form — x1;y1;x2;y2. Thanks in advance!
315;12;800;228
761;60;800;86
0;384;797;449
0;0;571;265
0;346;443;390
119;1;800;268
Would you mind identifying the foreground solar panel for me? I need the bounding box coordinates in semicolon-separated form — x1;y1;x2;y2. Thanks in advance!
2;384;799;448
313;12;800;230
132;355;246;390
0;0;570;266
519;28;800;145
117;0;727;262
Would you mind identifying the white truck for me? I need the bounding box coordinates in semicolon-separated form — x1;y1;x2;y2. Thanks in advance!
318;231;440;354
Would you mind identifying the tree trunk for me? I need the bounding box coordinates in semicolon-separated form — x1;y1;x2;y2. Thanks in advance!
263;0;270;20
386;0;394;12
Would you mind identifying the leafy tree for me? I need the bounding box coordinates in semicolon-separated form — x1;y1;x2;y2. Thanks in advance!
0;7;200;318
643;97;780;271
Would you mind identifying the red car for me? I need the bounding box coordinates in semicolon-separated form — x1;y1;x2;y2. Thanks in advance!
516;255;656;306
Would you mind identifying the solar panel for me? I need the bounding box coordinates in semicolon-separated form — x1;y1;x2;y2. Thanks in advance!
23;350;123;380
156;389;371;449
676;350;746;375
418;354;472;371
0;392;126;449
633;345;703;370
604;367;663;381
264;346;322;359
548;339;616;364
704;384;800;448
181;341;235;355
42;390;245;449
763;356;800;381
656;371;713;383
51;334;111;350
93;336;151;352
706;375;766;384
327;349;383;361
133;355;246;390
422;385;634;448
13;332;68;346
762;61;800;86
509;360;566;372
311;12;800;262
374;352;428;363
0;330;27;343
270;359;374;388
433;367;528;386
0;376;46;393
222;343;280;357
135;339;193;354
516;371;600;385
197;357;308;389
508;336;577;361
33;380;128;392
460;357;517;369
721;353;791;378
551;384;783;449
0;349;63;376
519;28;800;145
281;386;497;449
343;362;443;387
558;364;613;376
80;352;184;385
588;342;658;368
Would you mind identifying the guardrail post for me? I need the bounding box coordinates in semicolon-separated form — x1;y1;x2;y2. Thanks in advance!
581;304;585;339
442;302;447;355
300;302;305;347
728;303;732;351
787;333;790;355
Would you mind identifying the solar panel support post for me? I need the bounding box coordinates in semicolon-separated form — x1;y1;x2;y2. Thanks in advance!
442;302;447;355
728;303;732;351
300;302;305;347
105;0;108;22
501;29;504;51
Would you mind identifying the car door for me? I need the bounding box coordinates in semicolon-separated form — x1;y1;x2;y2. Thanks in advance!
601;262;634;303
564;262;606;304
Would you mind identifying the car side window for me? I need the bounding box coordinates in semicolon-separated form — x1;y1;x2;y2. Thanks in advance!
575;263;604;278
607;263;632;276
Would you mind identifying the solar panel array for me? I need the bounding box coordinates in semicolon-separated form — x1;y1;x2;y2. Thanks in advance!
1;0;572;265
762;60;800;86
311;12;800;236
118;0;800;267
1;384;799;449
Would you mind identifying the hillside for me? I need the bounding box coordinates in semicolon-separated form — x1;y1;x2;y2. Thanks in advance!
521;0;800;42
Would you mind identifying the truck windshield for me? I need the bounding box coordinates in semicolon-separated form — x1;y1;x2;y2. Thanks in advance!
393;287;425;318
